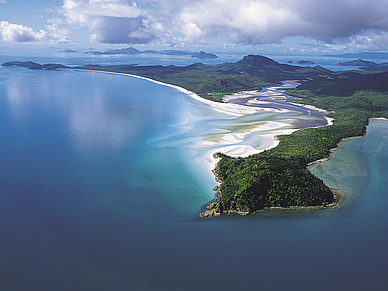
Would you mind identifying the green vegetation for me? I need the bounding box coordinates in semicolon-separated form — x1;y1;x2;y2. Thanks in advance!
2;61;40;67
211;69;388;215
4;56;388;215
76;62;273;102
213;153;333;213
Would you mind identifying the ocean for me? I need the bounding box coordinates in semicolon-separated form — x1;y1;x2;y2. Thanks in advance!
0;51;387;290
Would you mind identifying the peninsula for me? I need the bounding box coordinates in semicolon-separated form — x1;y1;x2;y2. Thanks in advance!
3;56;388;216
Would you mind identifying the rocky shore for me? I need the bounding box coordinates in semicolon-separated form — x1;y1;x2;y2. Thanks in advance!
200;152;344;218
200;188;343;218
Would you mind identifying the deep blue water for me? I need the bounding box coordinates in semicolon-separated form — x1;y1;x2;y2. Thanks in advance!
1;54;388;291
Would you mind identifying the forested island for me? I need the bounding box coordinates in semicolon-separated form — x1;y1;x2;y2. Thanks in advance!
3;56;388;216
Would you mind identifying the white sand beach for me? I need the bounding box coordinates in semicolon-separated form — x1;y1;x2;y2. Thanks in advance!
70;69;332;177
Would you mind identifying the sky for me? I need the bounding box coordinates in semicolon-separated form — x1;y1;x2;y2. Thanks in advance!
1;0;388;53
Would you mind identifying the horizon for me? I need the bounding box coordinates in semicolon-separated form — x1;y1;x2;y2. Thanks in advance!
1;1;388;54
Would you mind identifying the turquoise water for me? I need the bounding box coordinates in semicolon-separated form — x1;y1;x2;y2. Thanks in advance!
0;60;388;290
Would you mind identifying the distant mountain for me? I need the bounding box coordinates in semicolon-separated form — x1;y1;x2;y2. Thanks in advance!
86;47;218;59
326;52;388;59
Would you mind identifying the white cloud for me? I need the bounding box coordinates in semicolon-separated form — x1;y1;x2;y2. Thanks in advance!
60;0;157;43
344;30;388;51
46;18;71;44
62;0;143;24
139;0;388;50
0;19;71;45
0;21;47;42
30;0;388;49
169;0;388;45
89;16;154;43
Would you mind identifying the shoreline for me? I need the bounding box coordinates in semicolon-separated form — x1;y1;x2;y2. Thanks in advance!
200;188;345;218
66;68;311;171
307;117;387;168
64;68;271;117
65;68;349;216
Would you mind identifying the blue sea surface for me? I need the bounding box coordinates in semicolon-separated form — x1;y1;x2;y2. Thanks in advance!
0;54;388;291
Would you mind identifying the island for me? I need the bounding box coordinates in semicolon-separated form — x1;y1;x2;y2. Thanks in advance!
3;55;388;216
337;59;378;67
325;51;388;59
296;60;315;65
84;47;218;59
59;49;78;53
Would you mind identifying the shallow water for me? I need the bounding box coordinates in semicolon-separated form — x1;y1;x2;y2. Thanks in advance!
1;59;388;291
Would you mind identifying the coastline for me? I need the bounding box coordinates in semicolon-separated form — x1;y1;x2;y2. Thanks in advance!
306;117;388;168
200;187;344;218
65;68;268;117
65;68;347;216
66;68;308;171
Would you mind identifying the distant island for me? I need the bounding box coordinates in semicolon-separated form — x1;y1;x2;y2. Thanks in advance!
59;49;77;53
326;52;388;59
296;60;315;65
85;47;218;59
336;59;388;72
337;59;377;66
285;60;315;65
3;55;388;216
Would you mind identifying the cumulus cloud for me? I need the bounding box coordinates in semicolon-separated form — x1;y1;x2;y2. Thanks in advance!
90;16;154;43
0;21;47;42
169;0;388;46
60;0;157;44
344;30;388;51
46;18;71;44
52;0;388;49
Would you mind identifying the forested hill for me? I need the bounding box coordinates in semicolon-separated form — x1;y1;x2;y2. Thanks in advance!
216;55;331;82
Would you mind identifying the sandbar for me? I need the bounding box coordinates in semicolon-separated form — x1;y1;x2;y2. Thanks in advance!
66;68;333;176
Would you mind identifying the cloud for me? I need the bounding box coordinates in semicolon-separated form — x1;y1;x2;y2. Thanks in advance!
90;16;154;43
0;21;47;42
46;18;71;44
53;0;388;49
344;30;388;51
60;0;157;44
169;0;388;46
130;0;385;50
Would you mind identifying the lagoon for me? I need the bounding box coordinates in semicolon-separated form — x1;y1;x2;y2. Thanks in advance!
0;59;388;290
